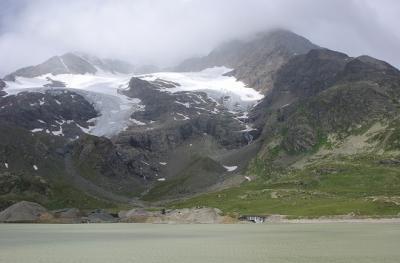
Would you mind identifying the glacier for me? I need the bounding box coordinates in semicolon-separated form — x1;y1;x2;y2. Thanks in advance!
3;67;263;137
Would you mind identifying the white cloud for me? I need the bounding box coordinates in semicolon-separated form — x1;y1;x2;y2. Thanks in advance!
0;0;399;76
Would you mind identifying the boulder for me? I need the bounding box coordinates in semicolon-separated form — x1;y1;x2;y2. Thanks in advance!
163;207;224;224
142;207;225;224
118;208;158;223
87;209;118;223
53;208;81;219
0;201;47;223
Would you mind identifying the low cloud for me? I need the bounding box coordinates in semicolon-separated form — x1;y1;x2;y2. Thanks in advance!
0;0;399;76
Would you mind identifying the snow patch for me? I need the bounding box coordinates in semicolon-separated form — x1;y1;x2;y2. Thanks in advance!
157;178;166;182
131;118;146;126
51;126;64;136
224;165;238;172
176;113;190;120
31;128;43;133
175;101;190;108
59;57;70;72
33;165;38;171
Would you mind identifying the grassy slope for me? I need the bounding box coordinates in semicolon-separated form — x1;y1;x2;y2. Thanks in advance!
171;153;400;218
0;126;118;210
0;180;117;210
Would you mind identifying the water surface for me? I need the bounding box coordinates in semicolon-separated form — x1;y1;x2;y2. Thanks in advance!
0;223;399;263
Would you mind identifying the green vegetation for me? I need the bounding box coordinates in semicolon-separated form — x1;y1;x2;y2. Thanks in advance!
171;154;400;218
143;156;226;201
0;174;117;211
45;181;117;210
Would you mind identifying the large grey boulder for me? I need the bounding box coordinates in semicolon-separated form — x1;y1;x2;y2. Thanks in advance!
119;207;225;224
119;208;153;218
0;201;47;223
87;209;118;223
53;208;81;219
52;208;81;223
162;208;224;224
119;208;158;222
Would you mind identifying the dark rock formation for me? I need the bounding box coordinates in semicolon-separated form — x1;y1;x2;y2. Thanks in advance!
52;208;81;219
0;79;5;89
0;79;6;97
250;48;400;154
87;209;118;223
121;77;248;150
68;134;148;196
0;89;98;139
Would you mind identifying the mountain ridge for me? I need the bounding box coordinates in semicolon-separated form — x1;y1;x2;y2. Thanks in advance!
1;29;400;218
175;29;320;93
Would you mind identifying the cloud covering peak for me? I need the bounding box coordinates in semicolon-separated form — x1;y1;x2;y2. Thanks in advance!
0;0;399;76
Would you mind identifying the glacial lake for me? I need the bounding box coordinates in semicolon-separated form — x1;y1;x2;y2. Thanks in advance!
0;223;399;263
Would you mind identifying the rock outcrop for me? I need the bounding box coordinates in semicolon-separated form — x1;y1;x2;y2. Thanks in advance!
0;79;6;97
86;209;118;223
0;89;98;139
250;48;400;156
0;201;48;222
119;207;228;224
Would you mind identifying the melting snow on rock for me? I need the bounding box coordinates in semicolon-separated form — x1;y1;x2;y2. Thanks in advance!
140;67;264;111
4;72;141;138
224;165;238;172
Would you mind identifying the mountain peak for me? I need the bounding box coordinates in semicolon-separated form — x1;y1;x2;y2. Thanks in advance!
175;29;319;93
4;53;135;80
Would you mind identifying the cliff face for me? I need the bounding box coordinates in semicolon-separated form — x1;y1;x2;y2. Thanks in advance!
250;48;400;156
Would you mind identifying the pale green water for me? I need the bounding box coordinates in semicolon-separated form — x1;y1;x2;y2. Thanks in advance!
0;223;399;263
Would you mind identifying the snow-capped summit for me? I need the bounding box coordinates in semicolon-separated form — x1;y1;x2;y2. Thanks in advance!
4;52;136;80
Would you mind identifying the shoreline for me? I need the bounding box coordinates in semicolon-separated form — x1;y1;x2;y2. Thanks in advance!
267;217;400;224
1;217;400;225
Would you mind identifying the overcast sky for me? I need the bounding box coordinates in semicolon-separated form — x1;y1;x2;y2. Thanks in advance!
0;0;399;76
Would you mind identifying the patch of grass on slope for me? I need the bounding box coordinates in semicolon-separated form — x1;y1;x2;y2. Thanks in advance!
170;155;400;218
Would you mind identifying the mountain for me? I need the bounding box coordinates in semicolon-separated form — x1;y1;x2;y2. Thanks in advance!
3;52;136;81
175;48;400;218
1;30;400;218
0;51;262;209
251;48;400;154
176;29;319;93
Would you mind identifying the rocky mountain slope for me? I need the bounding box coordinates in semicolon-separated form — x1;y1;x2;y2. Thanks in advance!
251;48;400;157
1;29;399;218
173;47;400;218
176;29;319;93
0;53;262;209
